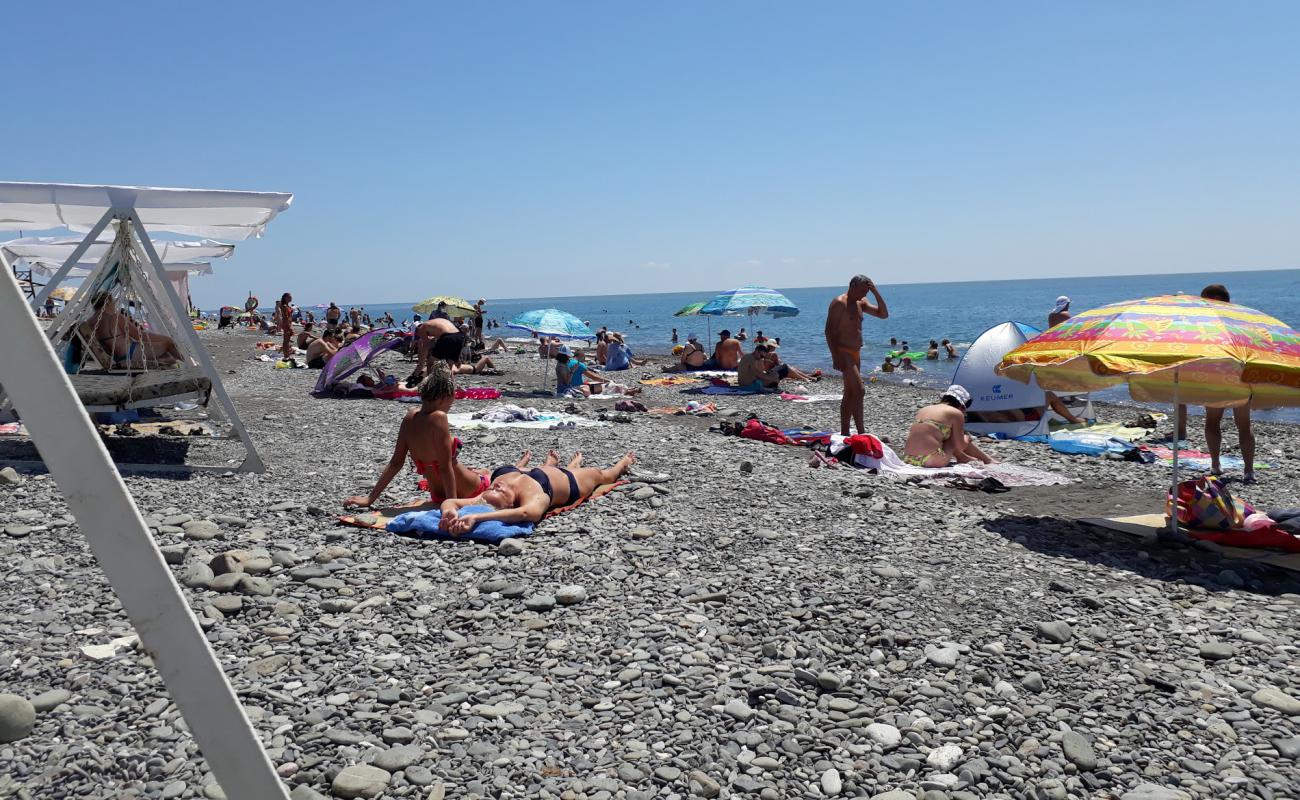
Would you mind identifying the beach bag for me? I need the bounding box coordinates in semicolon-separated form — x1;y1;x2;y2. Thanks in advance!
1166;475;1255;530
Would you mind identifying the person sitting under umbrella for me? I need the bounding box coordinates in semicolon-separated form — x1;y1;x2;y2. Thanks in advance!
703;330;744;370
603;332;647;370
437;449;637;534
555;346;610;396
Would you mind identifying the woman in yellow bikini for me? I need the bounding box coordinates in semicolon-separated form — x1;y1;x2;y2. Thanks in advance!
901;385;994;468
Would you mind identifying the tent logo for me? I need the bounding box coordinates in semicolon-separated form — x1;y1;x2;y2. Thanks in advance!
991;384;1002;394
979;383;1016;402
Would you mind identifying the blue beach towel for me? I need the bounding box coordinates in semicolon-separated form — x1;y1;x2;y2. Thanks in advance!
386;504;535;543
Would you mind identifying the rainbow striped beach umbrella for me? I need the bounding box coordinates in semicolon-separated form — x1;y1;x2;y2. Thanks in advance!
996;294;1300;409
997;294;1300;531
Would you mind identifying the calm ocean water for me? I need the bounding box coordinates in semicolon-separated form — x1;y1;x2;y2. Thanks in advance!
282;269;1300;424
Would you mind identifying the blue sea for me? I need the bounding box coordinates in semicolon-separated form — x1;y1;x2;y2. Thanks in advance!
269;269;1300;423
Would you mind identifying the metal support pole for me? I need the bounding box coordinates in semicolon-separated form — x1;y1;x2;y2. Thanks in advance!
1170;369;1181;535
0;266;289;800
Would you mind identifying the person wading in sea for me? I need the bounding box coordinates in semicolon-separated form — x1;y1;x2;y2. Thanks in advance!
825;275;889;436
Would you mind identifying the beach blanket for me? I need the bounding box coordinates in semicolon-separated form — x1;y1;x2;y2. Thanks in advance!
338;481;626;532
863;443;1070;486
779;393;840;403
1082;514;1300;570
0;422;25;435
1140;445;1274;472
694;385;765;396
372;387;503;402
648;401;717;416
640;376;705;387
447;411;607;430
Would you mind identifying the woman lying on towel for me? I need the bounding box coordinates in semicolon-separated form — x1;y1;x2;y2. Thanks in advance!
438;450;636;535
343;366;489;508
901;385;995;468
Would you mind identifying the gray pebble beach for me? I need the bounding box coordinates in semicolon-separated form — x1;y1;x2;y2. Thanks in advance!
2;328;1299;799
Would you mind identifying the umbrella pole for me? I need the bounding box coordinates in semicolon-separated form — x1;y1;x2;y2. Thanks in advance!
1170;369;1181;535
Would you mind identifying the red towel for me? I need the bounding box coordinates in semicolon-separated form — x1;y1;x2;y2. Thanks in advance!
844;434;884;459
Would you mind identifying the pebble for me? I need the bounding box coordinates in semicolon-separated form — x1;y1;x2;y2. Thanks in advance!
524;594;556;611
1021;671;1045;692
1120;785;1192;800
29;688;71;712
1198;641;1235;660
555;584;588;605
820;768;842;796
496;539;526;556
0;694;36;743
1036;620;1074;643
0;466;21;485
1061;730;1098;770
926;743;963;771
865;723;901;749
330;764;392;798
1252;686;1300;715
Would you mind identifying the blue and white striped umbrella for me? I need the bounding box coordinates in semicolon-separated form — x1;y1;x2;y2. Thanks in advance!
699;285;799;318
506;308;594;339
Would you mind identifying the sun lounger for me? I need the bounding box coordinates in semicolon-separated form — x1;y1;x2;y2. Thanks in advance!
69;369;212;411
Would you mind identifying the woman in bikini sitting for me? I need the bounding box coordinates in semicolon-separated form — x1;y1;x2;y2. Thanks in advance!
343;366;489;509
438;450;636;535
90;293;185;368
901;385;994;468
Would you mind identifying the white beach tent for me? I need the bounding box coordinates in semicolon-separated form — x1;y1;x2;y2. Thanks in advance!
953;321;1091;438
0;182;290;475
0;182;293;798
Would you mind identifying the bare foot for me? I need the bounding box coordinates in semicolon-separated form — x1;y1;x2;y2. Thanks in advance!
615;451;637;476
545;450;561;466
515;450;533;468
568;451;584;469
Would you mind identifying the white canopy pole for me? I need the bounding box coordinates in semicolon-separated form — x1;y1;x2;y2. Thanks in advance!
129;210;265;472
0;266;289;800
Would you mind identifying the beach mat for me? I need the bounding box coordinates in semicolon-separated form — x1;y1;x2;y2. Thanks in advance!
690;385;763;396
639;376;705;387
1081;514;1300;573
447;412;608;430
338;481;626;533
1140;445;1274;472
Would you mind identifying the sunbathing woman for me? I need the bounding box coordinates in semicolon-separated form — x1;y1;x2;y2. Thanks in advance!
452;355;503;375
901;385;994;468
438;450;636;535
343;366;489;508
90;293;185;368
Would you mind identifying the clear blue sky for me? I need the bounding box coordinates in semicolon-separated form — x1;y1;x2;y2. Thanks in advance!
5;1;1299;308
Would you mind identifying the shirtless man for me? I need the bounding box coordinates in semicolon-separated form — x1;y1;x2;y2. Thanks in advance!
305;329;341;369
825;275;889;436
296;321;317;350
705;330;744;370
410;316;465;382
90;293;184;368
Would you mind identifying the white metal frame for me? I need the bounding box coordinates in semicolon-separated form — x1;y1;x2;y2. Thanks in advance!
0;265;289;799
7;208;264;473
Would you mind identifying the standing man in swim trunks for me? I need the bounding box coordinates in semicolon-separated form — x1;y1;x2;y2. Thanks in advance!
825;275;889;436
409;316;466;384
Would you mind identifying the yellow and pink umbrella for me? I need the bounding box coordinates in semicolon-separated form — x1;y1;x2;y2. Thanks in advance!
997;293;1300;530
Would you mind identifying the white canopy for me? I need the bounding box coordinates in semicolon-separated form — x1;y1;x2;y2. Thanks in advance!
0;182;293;240
3;235;234;265
25;260;215;279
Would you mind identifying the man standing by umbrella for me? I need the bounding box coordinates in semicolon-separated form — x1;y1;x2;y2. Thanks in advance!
825;275;889;436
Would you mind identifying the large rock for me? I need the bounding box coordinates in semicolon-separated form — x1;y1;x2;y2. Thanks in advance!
865;723;901;749
1036;621;1073;643
1252;686;1300;715
1062;730;1098;770
0;694;36;743
0;466;21;485
331;764;391;799
1120;785;1192;800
